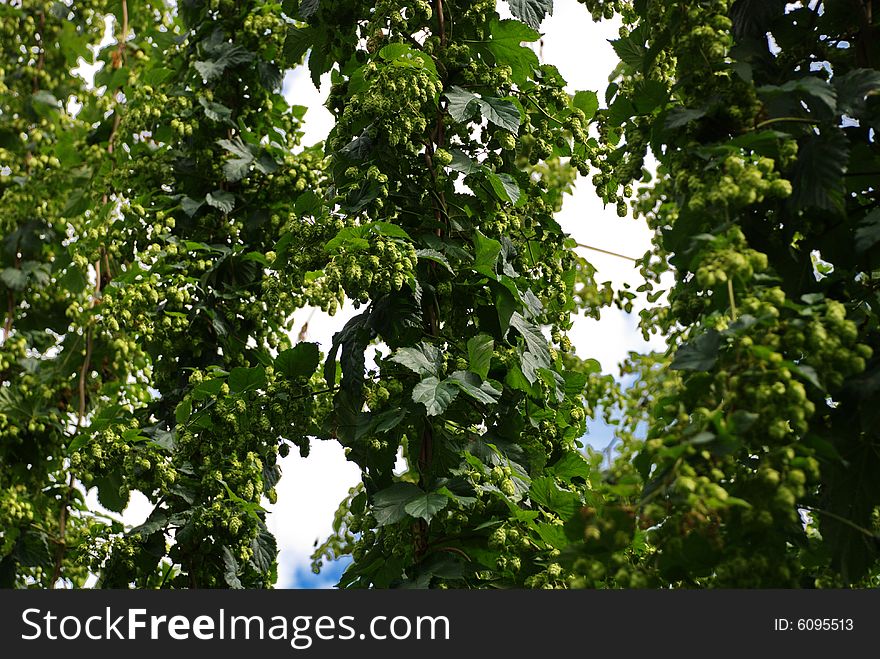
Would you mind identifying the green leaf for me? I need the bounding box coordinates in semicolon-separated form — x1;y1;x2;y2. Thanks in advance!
510;313;551;385
631;79;668;114
486;171;521;204
506;0;554;29
486;19;540;86
250;523;277;574
130;510;170;539
194;44;253;82
324;226;370;251
221;546;244;589
610;34;646;69
217;137;254;182
0;268;26;291
205;190;235;214
444;87;521;133
670;330;721;371
467;334;494;379
276;342;320;380
373;483;423;526
307;37;331;87
324;311;371;390
282;26;315;65
436;479;478;508
477;96;521;134
198;97;233;124
404;492;449;523
729;410;759;434
664;107;706;130
412;376;459;416
445;87;480;123
67;432;90;454
294;190;324;216
15;531;52;569
181;196;204;217
379;43;439;79
415;249;454;274
790;128;849;214
792;364;823;391
529;476;580;518
175;399;192;425
821;418;880;583
494;285;518;333
549;452;592;482
730;0;785;39
572;90;599;120
370;221;412;241
340;128;374;161
448;149;481;175
606;96;636;126
228;366;267;393
95;473;129;513
535;523;569;549
758;76;837;116
473;229;502;274
519;346;550;384
447;371;502;405
855;208;880;252
509;312;548;356
391;343;441;378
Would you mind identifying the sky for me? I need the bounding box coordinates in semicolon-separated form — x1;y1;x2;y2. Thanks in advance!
97;0;667;590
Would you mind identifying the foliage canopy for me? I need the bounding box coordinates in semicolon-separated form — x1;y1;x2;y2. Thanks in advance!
1;0;879;589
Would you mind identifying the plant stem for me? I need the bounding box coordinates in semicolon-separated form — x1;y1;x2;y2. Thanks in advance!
754;116;820;130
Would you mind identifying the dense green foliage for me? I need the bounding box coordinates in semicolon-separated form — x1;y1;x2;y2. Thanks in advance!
1;0;878;589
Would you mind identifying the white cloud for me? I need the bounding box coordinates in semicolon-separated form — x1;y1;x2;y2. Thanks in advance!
267;439;361;589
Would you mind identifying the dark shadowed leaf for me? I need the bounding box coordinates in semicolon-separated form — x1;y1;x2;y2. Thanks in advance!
855;208;880;252
198;97;233;123
671;330;721;371
283;26;314;65
276;342;320;380
730;0;785;38
0;268;26;291
834;68;880;117
789;128;850;214
228;366;267;393
373;483;423;526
